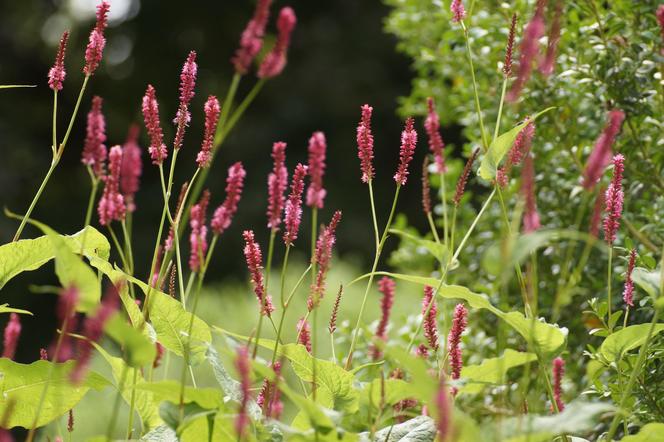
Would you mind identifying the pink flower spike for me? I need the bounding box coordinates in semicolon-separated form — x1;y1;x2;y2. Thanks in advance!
435;375;452;440
447;303;468;390
623;249;637;308
424;98;446;173
506;11;545;102
98;146;127;226
234;346;251;438
394;117;418;185
120;125;142;212
2;313;21;360
81;96;107;178
552;357;565;412
232;0;273;74
258;7;297;78
603;154;625;245
267;142;288;230
297;318;312;353
306;131;327;209
503;14;517;78
48;31;69;91
356;104;375;183
422;286;439;351
283;163;308;246
142;85;167;165
450;0;466;23
370;277;395;360
453;148;479;207
582;110;625;190
173;51;198;151
257;361;283;419
188;190;210;272
40;348;48;360
589;187;605;238
522;154;541;233
539;0;563;76
243;230;274;316
83;1;110;76
307;211;342;311
508;119;535;167
211;162;246;235
196;95;221;168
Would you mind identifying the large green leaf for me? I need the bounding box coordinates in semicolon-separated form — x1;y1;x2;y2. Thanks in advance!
135;381;223;410
631;267;662;299
0;359;109;428
599;323;664;363
367;272;567;355
362;378;413;408
385;347;437;403
104;314;156;367
622;423;664;441
478;107;555;180
0;304;32;315
460;349;537;395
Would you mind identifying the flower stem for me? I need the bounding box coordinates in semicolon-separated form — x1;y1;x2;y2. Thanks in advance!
607;246;614;331
461;21;489;151
253;229;277;359
106;365;129;441
440;172;449;246
126;368;139;439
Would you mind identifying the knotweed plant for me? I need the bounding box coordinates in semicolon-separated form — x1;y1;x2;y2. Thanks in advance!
0;1;663;441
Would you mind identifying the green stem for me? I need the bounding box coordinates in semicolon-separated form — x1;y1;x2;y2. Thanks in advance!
121;220;134;275
59;75;90;157
493;78;508;142
426;212;441;245
108;225;130;273
52;91;58;157
214;73;241;145
607;246;613;331
126;369;138;439
106;365;129;441
440;172;449;246
461;21;489;151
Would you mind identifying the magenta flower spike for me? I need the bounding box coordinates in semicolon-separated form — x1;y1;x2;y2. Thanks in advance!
539;0;563;76
211;162;246;236
83;1;110;76
48;31;69;91
447;303;468;392
306;131;327;209
422;158;432;215
258;7;297;78
356;104;375;183
243;230;274;316
188;190;210;272
589;187;605;239
142;85;167;165
2;313;21;360
370;277;395;360
623;249;637;307
507;10;545;102
422;286;439;351
234;346;251;438
603;154;625;245
424;98;446;173
450;0;466;23
453;148;479;207
120;125;142;212
522;154;541;233
552;357;565;412
328;285;343;334
582;110;625;190
196;95;221;168
297;318;312;353
267;142;288;230
81;96;107;178
307;211;342;311
98;145;127;225
173;51;198;151
283;163;308;246
233;0;273;74
503;14;517;78
257;361;283;419
435;375;452;440
394;117;418;186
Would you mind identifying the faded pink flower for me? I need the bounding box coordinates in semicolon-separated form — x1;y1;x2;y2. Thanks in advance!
52;286;79;362
297;318;312;353
552;357;565;412
424;98;446;173
153;342;165;369
243;230;274;316
83;1;110;76
447;303;468;392
356;104;375;183
283;163;308;246
267;142;288;230
522;154;541;233
307;211;342;311
2;313;21;360
415;344;429;359
539;0;563;76
603;154;625;245
48;31;69;91
120;125;142;212
450;0;466;23
81;96;107;178
234;346;251;438
196;95;221;168
173;51;198;151
306;131;327;209
394;117;418;185
258;7;297;78
503;14;517;77
589;187;605;239
453;148;479;207
142;85;167;165
507;11;545;102
98;146;126;225
435;375;452;440
188;190;210;272
422;158;432;214
257;361;283;419
422;286;439;351
232;0;273;74
582;110;625;190
211;162;246;235
370;277;395;360
623;248;637;307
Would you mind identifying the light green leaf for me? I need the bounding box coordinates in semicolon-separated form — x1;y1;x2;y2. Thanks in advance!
0;359;109;428
135;381;223;410
362;378;413;408
388;229;451;265
0;304;32;315
460;349;537;395
104;314;156;367
599;323;664;363
0;84;36;89
631;267;662;299
140;425;178;442
385;347;437;403
364;415;436;442
478;107;555;180
622;423;664;441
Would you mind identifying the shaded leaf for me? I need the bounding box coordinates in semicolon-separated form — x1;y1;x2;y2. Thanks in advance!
622;423;664;441
0;304;32;315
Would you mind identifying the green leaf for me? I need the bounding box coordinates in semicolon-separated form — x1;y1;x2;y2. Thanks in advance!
459;349;537;395
104;314;156;367
0;359;109;428
365;416;436;441
599;323;664;363
140;425;178;442
622;423;664;441
385;347;437;403
388;228;452;265
631;267;662;299
0;304;32;315
362;378;413;407
135;381;223;410
0;84;36;89
478;107;555;180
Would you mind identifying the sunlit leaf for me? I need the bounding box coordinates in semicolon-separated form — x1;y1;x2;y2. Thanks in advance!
0;304;32;315
599;323;664;363
460;349;536;395
135;381;223;410
622;423;664;441
631;267;662;299
104;314;156;367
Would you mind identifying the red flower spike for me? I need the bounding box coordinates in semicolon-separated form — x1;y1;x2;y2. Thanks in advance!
267;142;288;229
453;148;479;207
2;313;21;360
503;14;517;78
283;163;308;246
447;303;468;393
98;146;126;225
603;154;625;245
232;0;273;74
196;96;221;168
258;7;297;78
306;131;327;209
173;51;198;151
188;190;210;272
552;357;565;412
394;117;418;186
234;346;251;438
435;376;452;439
81;96;107;178
356;104;375;183
83;1;110;76
424;98;446;173
539;0;563;76
522;154;541;233
307;211;342;311
142;85;167;165
120;125;142;212
297;318;312;353
450;0;466;23
211;162;246;235
48;31;69;91
582;110;625;190
243;230;274;316
422;286;439;351
507;10;545;102
623;248;637;308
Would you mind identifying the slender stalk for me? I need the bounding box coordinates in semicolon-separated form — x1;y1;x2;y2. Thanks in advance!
126;369;139;439
330;333;337;364
426;212;441;244
368;180;380;248
440;172;449;246
52;91;58;157
106;365;129;441
607;247;614;331
279;246;291;307
121;220;134;275
460;21;489;151
493;78;508;141
253;229;276;359
58;75;90;157
214;73;241;145
107;225;130;273
220;79;266;142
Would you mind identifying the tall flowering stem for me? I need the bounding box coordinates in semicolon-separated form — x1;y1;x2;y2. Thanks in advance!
448;304;468;395
604;154;625;330
552;357;565;412
370;277;395;360
622;248;637;327
424;98;448;244
582;110;625;190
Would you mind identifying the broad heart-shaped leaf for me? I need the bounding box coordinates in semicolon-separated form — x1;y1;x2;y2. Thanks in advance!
622;423;664;441
0;359;109;428
459;349;537;395
104;314;156;367
135;381;223;410
217;328;360;414
93;344;162;430
367;272;567;355
0;304;32;315
599;323;664;363
478;107;555;180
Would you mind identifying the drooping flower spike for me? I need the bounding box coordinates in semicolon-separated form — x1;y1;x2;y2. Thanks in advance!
234;346;251;438
507;8;545;102
422;286;439;351
211;162;246;236
623;248;637;307
447;303;468;393
233;0;273;74
2;313;21;360
267;142;288;230
188;190;210;272
98;146;126;225
394;117;418;186
142;85;167;165
258;7;297;78
120;125;142;212
48;31;69;91
243;230;275;316
306;131;327;209
552;357;565;412
503;14;517;78
196;96;221;168
82;96;107;178
356;104;375;183
83;1;110;76
424;98;446;173
582;110;625;190
453;148;479;207
450;0;466;23
603;154;625;245
307;211;342;311
173;51;198;151
283;163;308;246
